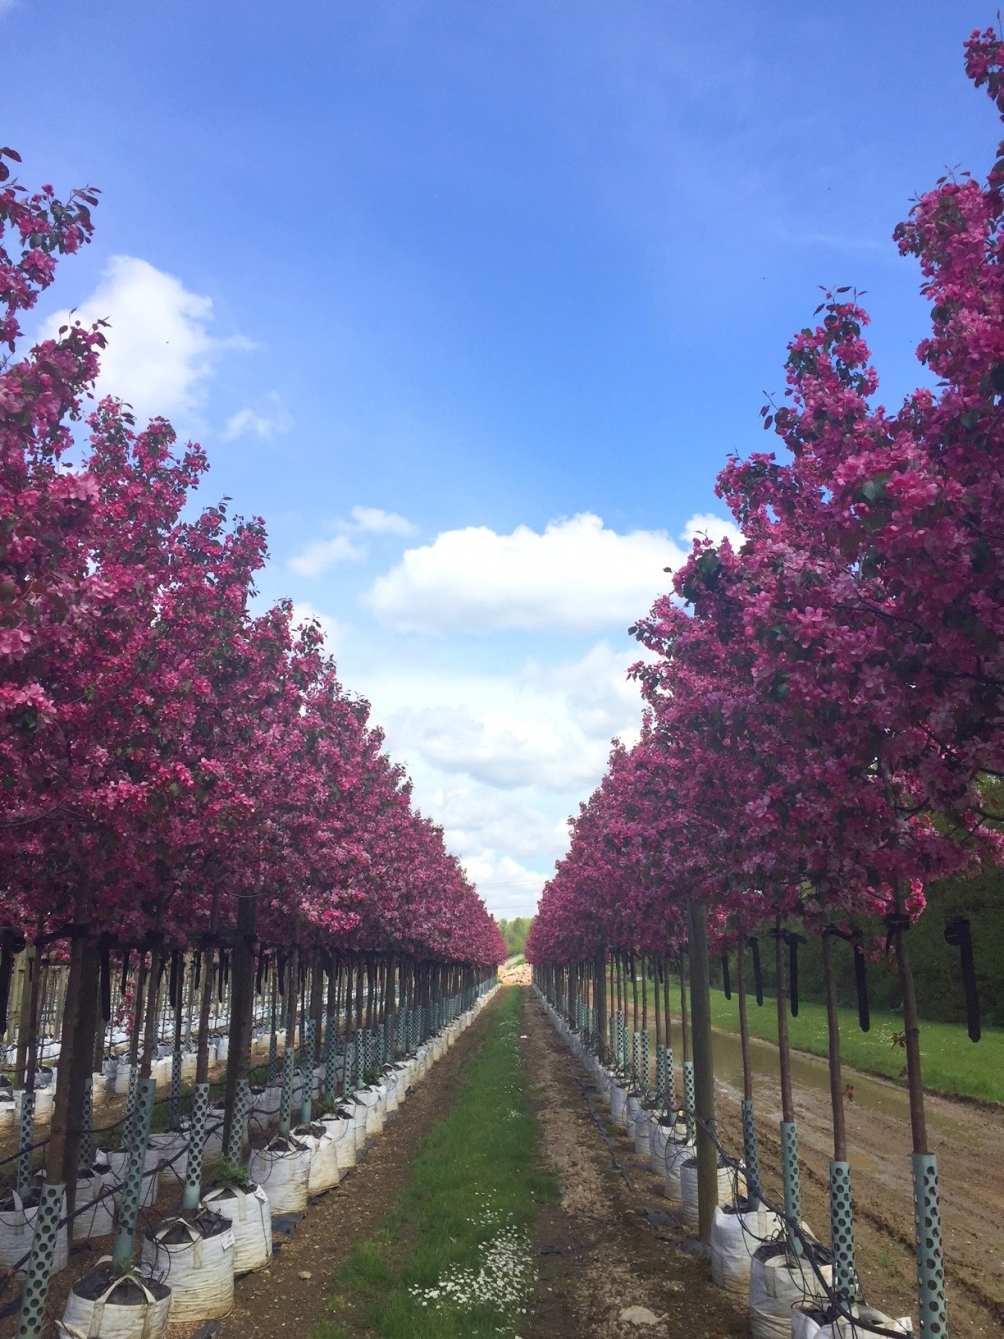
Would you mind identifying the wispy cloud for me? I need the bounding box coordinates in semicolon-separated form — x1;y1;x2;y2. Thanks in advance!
288;505;417;578
224;393;293;441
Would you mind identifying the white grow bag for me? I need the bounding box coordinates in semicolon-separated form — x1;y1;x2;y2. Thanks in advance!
663;1138;695;1204
142;1211;234;1324
113;1064;135;1096
249;1134;311;1214
791;1303;913;1339
15;1087;54;1121
321;1112;358;1170
0;1188;68;1275
294;1121;340;1194
711;1203;784;1292
681;1158;745;1231
202;1183;272;1275
73;1167;116;1242
59;1260;172;1339
610;1084;628;1128
634;1109;655;1158
148;1130;189;1186
750;1245;832;1339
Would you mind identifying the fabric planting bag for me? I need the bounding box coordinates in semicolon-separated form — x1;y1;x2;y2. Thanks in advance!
321;1111;358;1170
294;1120;340;1193
202;1183;272;1275
72;1165;115;1242
58;1259;172;1339
790;1303;913;1339
625;1092;642;1140
0;1187;69;1275
249;1083;282;1118
650;1117;681;1176
15;1087;54;1121
663;1137;695;1204
610;1083;628;1128
249;1133;312;1214
141;1209;234;1324
634;1108;655;1159
710;1201;784;1293
148;1129;189;1187
680;1157;745;1231
113;1063;134;1096
749;1243;832;1339
0;1088;15;1133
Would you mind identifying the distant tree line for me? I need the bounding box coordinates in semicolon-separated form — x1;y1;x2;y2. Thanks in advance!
497;917;534;958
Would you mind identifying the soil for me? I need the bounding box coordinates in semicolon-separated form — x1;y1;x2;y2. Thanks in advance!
524;989;748;1339
713;1046;1004;1336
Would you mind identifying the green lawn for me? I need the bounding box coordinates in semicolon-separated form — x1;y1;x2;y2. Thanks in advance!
313;986;556;1339
643;978;1004;1105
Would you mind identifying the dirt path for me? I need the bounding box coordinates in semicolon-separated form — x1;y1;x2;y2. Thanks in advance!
523;990;748;1339
713;1051;1004;1336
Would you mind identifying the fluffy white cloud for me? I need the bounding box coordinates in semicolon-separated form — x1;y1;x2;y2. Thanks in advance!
224;393;293;441
364;641;644;796
288;536;366;578
365;511;733;635
288;505;417;578
40;255;248;422
350;506;417;536
429;785;564;862
459;852;547;919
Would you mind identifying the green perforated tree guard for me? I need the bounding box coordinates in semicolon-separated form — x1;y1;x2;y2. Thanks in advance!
183;1081;210;1211
15;1180;64;1339
829;1159;857;1303
16;1091;35;1197
301;1019;317;1124
741;1099;761;1207
267;1025;278;1086
912;1152;947;1339
113;1076;155;1270
169;1048;182;1129
780;1120;803;1255
227;1077;250;1167
278;1046;295;1137
323;1015;339;1107
79;1077;95;1172
664;1046;675;1111
682;1060;696;1142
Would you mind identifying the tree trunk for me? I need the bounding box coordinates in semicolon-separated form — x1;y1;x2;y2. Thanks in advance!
222;891;257;1158
688;898;718;1244
47;936;100;1221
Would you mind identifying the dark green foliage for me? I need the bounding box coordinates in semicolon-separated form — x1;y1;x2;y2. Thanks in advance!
497;917;534;958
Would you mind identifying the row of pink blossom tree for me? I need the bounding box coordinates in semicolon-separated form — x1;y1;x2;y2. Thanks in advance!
528;28;1004;1339
1;149;503;1204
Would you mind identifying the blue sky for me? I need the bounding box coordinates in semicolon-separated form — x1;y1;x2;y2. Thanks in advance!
4;0;1000;915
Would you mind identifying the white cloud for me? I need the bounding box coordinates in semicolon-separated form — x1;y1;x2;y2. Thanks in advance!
459;852;546;920
350;506;417;536
224;393;293;441
365;512;733;635
431;785;563;862
363;641;644;795
288;535;366;578
40;255;248;422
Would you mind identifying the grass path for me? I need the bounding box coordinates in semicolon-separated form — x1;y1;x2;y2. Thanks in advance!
643;977;1004;1103
313;986;555;1339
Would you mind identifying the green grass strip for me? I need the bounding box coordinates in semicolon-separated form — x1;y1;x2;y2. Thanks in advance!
641;977;1004;1104
314;986;556;1339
